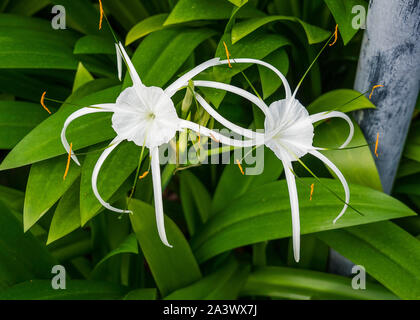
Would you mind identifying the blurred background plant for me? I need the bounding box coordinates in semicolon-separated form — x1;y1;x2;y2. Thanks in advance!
0;0;419;300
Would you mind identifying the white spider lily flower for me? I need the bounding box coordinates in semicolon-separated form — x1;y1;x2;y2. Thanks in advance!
165;58;354;262
61;43;259;248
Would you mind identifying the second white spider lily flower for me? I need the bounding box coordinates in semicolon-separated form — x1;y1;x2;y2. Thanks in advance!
61;43;259;248
164;57;354;262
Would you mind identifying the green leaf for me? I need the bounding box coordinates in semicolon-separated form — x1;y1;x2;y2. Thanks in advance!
24;155;81;232
0;101;48;149
72;62;94;93
0;85;120;171
74;35;116;55
92;233;138;274
232;15;330;45
212;146;283;214
258;49;289;99
47;179;81;244
80;141;141;226
126;14;168;45
101;0;149;31
0;280;126;300
241;266;398;300
179;170;212;235
129;199;202;296
0;185;24;212
192;178;415;263
5;0;49;16
307;89;376;114
318;221;420;299
165;257;249;299
227;0;248;7
124;28;216;88
123;288;157;300
0;200;56;289
164;0;263;25
323;0;367;45
404;121;420;162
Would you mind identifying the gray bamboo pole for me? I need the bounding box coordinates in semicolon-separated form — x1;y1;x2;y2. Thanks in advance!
329;0;420;276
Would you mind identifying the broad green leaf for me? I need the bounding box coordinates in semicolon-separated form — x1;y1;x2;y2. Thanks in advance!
165;257;249;299
92;233;138;274
124;28;216;88
129;199;201;296
74;35;116;55
232;15;330;45
5;0;49;16
258;49;289;99
0;280;126;300
241;266;398;300
0;200;56;289
72;62;94;93
318;221;420;299
192;178;414;262
0;101;48;149
101;0;149;31
0;28;77;69
0;185;24;212
403;121;420;162
179;170;212;235
24;155;81;232
47;179;81;244
227;0;248;7
80;141;141;226
126;14;168;45
307;89;376;114
0;85;120;171
165;0;264;25
212;146;283;214
49;0;101;35
397;159;420;178
123;288;157;300
324;0;367;45
0;13;54;31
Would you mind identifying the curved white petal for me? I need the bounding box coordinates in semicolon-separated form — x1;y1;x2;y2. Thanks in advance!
61;105;115;165
309;150;350;224
150;146;172;248
92;137;131;214
194;93;262;139
179;119;262;148
164;57;291;99
115;43;122;81
193;80;271;121
310;111;354;148
282;159;300;263
117;42;143;88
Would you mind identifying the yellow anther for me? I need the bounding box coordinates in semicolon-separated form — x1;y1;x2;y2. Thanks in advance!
374;133;379;158
139;171;149;180
310;183;314;201
329;24;338;47
236;159;245;175
369;85;384;100
63;143;72;180
223;41;232;68
40;91;51;114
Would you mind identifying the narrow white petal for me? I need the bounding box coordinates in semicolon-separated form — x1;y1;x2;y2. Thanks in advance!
282;159;300;263
92;137;131;214
309;150;350;224
218;58;292;99
117;42;143;88
194;93;263;139
179;119;261;148
165;58;221;97
193;80;271;121
115;43;122;81
310;111;354;148
61;106;114;165
151;147;173;248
